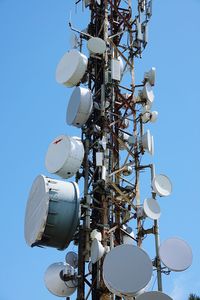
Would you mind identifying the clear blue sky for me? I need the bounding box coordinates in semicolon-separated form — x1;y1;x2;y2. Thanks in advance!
1;0;200;299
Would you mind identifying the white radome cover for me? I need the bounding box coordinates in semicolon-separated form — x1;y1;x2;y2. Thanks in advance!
24;175;50;246
144;67;156;86
87;37;106;54
91;238;105;264
150;111;158;123
56;49;88;87
159;237;193;272
143;198;161;220
136;291;172;300
143;82;154;105
103;244;153;297
152;174;172;197
44;262;76;297
24;175;80;247
67;86;93;127
45;135;84;179
141;130;152;154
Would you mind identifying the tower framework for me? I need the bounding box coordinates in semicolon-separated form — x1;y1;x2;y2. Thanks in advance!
24;1;193;299
74;1;161;299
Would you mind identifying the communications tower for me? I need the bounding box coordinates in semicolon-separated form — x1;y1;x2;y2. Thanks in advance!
24;1;193;300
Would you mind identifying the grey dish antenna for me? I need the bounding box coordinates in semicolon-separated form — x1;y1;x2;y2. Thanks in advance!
65;251;78;269
144;67;156;86
103;244;153;297
87;37;106;54
66;86;93;128
159;237;193;272
139;82;154;106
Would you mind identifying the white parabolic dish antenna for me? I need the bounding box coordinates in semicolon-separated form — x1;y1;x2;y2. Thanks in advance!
67;86;93;128
44;262;76;297
152;174;172;197
87;37;106;54
136;291;172;300
143;198;161;220
91;238;105;264
141;130;153;155
159;237;193;272
24;175;80;250
144;67;156;86
45;135;84;179
56;49;88;87
142;82;154;105
65;252;78;269
103;244;153;297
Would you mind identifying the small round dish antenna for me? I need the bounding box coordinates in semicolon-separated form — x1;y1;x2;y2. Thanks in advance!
91;238;105;264
66;86;93;128
141;82;154;105
143;198;161;220
65;252;78;269
56;49;88;87
159;237;193;272
103;244;153;297
150;111;158;123
45;135;84;179
142;111;151;123
141;130;153;155
87;37;106;54
44;262;76;297
24;175;80;250
122;166;133;176
142;110;158;124
144;67;156;86
136;291;172;300
152;174;172;197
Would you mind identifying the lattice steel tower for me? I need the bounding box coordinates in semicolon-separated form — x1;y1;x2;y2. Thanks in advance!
24;1;193;300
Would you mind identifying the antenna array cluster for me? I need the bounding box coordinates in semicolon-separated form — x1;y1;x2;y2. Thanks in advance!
24;1;192;299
